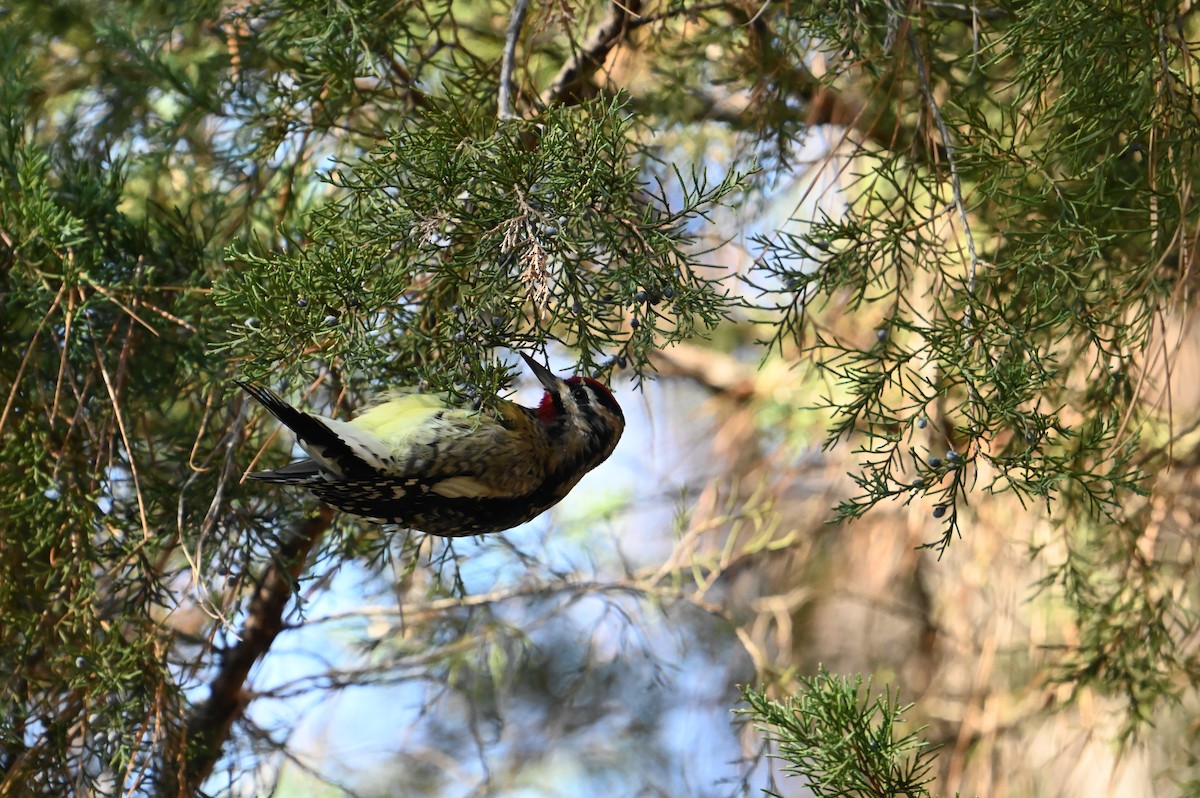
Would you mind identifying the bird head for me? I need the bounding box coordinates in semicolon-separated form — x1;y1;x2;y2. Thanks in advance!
520;352;625;471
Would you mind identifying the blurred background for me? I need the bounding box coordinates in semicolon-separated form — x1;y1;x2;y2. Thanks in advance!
3;1;1200;796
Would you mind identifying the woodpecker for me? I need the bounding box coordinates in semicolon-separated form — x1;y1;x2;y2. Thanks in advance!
238;354;624;536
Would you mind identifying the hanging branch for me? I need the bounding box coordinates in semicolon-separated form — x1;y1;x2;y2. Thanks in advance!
906;27;980;300
498;0;531;120
171;507;334;796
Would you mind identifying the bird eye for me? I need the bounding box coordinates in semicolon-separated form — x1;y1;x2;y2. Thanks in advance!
571;386;591;406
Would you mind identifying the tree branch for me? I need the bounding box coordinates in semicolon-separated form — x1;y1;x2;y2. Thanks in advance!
649;344;757;400
498;0;530;120
906;26;979;297
540;0;644;107
170;507;334;796
539;1;945;168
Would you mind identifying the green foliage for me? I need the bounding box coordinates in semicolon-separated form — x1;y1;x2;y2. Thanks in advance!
0;5;287;792
2;0;745;792
0;30;201;795
741;668;945;798
749;0;1190;539
743;0;1200;747
216;98;741;398
4;0;1200;792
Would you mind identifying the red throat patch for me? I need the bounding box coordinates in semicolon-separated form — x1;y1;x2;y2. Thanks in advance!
536;391;558;423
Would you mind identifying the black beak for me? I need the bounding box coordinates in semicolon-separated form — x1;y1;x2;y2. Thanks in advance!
520;352;561;391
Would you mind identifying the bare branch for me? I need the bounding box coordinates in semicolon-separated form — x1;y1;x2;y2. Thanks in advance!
650;344;757;400
171;507;334;796
541;0;644;107
498;0;531;120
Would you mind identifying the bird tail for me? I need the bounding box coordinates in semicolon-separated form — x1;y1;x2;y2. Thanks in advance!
237;380;374;479
245;459;323;483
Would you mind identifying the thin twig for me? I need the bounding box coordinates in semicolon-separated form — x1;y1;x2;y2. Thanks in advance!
177;388;248;631
174;507;334;795
907;25;988;450
51;289;73;425
134;297;198;334
498;0;530;120
85;279;161;337
625;0;729;30
0;285;63;440
88;311;152;542
907;27;980;302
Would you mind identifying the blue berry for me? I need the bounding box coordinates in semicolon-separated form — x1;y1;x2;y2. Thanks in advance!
933;506;947;518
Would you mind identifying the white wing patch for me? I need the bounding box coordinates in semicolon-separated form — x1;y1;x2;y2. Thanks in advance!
298;416;393;477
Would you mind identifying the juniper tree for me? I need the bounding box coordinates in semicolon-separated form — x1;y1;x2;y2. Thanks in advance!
2;0;1199;795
